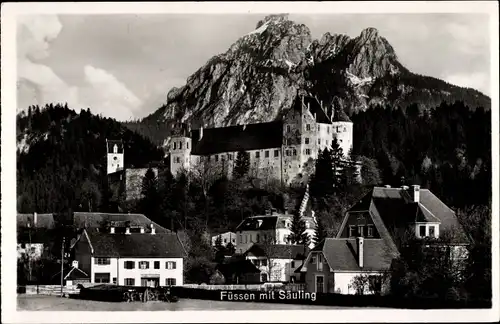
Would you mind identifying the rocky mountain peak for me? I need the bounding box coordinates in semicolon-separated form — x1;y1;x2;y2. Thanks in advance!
358;27;379;41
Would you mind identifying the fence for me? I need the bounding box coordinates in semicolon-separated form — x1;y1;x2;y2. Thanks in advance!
18;283;94;296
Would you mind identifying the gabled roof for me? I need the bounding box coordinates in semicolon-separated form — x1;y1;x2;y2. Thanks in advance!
245;244;309;260
106;139;124;153
83;230;186;258
344;186;469;244
190;121;283;155
52;266;89;281
332;107;352;122
17;214;55;229
320;238;397;271
73;212;170;233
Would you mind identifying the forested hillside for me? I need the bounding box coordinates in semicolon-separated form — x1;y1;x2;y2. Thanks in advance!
16;104;164;213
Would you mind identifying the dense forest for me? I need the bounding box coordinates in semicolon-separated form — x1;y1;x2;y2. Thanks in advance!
16;104;164;213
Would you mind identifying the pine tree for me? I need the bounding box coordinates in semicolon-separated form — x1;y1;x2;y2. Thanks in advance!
214;235;225;264
140;168;160;220
312;217;328;247
289;210;309;246
310;148;335;199
233;150;250;179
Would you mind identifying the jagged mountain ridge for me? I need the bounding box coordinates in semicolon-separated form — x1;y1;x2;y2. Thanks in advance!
138;14;490;142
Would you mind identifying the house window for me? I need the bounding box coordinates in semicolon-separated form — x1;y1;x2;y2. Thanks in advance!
286;125;291;132
317;254;323;271
261;259;268;267
139;261;149;269
166;261;177;270
94;273;110;283
256;151;260;159
265;150;269;158
261;273;268;282
310;255;317;264
95;258;111;265
349;225;357;237
125;278;135;286
154;261;160;269
253;259;260;267
367;225;374;237
274;150;279;157
173;142;176;150
305;138;310;144
256;234;260;243
124;261;135;269
306;124;311;131
318;138;321;144
291;261;295;268
343;127;347;132
293;149;297;156
358;225;365;237
429;226;435;238
166;278;177;286
305;149;311;155
419;225;426;237
179;142;183;149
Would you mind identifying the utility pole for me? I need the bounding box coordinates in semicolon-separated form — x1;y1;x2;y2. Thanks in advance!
60;236;65;297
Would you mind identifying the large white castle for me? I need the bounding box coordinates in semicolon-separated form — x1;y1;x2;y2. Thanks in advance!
167;95;355;185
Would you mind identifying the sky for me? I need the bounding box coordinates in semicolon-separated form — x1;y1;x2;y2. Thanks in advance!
16;13;491;121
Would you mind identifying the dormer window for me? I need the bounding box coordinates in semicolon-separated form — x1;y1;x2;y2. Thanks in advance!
367;225;374;237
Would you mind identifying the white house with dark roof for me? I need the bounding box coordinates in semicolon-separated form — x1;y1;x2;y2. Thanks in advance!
301;185;470;294
234;210;316;254
211;231;237;247
17;213;55;260
73;223;186;288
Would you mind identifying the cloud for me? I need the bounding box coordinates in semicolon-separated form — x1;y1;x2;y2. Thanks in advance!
444;72;489;95
17;15;80;112
81;65;142;121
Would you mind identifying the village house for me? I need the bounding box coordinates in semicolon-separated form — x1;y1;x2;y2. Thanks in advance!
234;210;316;254
167;95;355;185
244;243;309;283
17;213;55;260
72;223;186;287
211;231;237;247
301;185;470;294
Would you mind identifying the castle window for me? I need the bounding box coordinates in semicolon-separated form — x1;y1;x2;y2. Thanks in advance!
274;150;279;158
221;155;225;161
173;142;177;150
286;125;291;132
215;155;219;162
306;124;311;131
305;138;310;144
327;127;330;134
284;138;287;145
179;142;183;149
229;154;233;160
255;151;260;159
265;151;269;158
187;142;189;149
337;126;341;132
318;139;321;144
305;149;311;155
318;125;320;131
293;150;297;156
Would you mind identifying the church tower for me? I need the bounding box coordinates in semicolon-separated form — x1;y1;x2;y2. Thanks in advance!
169;123;192;176
331;105;353;158
106;139;124;174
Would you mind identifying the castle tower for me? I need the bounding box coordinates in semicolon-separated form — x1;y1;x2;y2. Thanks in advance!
169;122;192;175
106;139;124;174
331;105;353;158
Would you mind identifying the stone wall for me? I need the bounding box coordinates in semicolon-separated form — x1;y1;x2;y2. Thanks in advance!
124;168;159;201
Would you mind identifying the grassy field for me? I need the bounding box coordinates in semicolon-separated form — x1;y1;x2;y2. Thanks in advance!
17;295;340;311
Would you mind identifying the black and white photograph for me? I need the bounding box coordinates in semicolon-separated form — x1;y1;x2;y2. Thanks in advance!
1;1;499;323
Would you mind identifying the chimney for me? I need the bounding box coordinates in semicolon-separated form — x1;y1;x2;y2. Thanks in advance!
140;227;145;234
357;237;364;268
125;227;131;235
34;212;38;227
151;224;156;235
110;226;115;234
411;185;420;203
384;185;391;188
72;260;79;269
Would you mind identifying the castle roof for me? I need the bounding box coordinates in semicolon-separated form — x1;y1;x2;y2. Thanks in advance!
332;107;351;122
191;121;283;155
